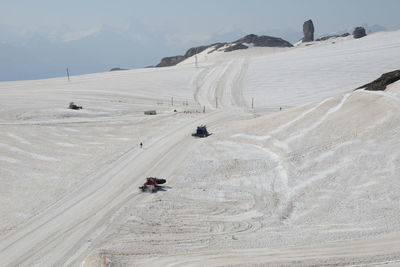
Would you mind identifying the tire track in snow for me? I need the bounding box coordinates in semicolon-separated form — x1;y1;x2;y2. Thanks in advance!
210;61;233;108
130;232;400;267
231;58;249;108
193;66;215;106
267;93;351;219
6;133;32;145
0;110;234;266
226;142;292;221
193;58;249;110
250;97;335;159
285;93;351;143
270;97;333;135
193;62;230;109
214;58;249;109
231;93;355;221
0;143;59;162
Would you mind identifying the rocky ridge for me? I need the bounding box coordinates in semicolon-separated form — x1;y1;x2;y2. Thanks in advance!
156;34;293;67
109;68;127;71
316;33;350;41
356;70;400;91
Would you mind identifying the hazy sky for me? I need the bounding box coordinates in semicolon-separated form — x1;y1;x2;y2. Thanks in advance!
1;0;399;81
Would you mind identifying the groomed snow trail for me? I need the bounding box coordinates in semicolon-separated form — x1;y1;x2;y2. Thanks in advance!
107;86;400;267
0;110;235;266
0;45;250;267
193;58;249;110
129;233;400;267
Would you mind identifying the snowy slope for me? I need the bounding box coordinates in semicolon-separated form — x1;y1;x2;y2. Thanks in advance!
0;30;400;266
87;81;400;267
244;30;400;110
181;30;400;111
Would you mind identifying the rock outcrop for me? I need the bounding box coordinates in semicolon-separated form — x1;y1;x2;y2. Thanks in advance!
303;19;314;42
156;45;215;67
353;27;367;39
156;55;186;67
184;45;210;58
156;34;293;67
316;33;350;41
110;67;127;71
232;34;293;48
224;43;248;52
356;70;400;91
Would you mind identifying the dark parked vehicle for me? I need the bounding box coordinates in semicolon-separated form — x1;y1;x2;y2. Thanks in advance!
192;125;211;138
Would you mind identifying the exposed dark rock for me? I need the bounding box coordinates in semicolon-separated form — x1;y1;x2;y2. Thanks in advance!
315;36;332;42
156;55;186;67
214;43;226;50
233;34;258;44
356;70;400;91
208;43;228;54
155;34;292;67
316;33;350;41
224;43;248;52
303;19;314;42
353;27;367;39
110;67;127;71
254;35;293;47
156;45;216;67
233;34;293;48
184;45;210;58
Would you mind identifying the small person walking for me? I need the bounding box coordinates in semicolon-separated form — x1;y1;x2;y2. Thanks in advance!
140;142;143;149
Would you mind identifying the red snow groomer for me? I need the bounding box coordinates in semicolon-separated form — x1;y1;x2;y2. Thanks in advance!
139;177;166;193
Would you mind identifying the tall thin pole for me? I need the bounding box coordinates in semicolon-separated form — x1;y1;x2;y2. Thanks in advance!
66;68;70;82
171;97;174;106
195;47;199;68
252;97;254;109
216;97;218;109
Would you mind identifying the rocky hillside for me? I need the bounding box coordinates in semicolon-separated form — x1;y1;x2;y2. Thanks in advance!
356;69;400;91
156;34;293;67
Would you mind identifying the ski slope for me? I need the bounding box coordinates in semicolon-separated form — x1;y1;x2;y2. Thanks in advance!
0;30;400;266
